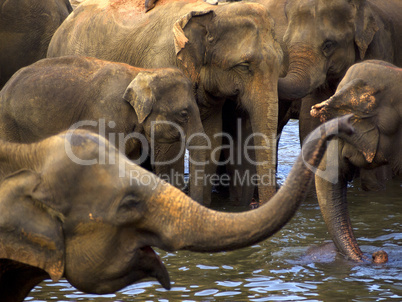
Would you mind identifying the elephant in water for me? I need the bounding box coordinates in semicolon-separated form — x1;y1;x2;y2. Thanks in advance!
0;116;354;301
310;60;401;263
47;0;283;206
0;55;206;201
0;0;72;88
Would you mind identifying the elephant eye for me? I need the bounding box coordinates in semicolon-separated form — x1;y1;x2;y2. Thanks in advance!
179;109;189;118
322;40;337;56
207;33;214;43
235;62;251;73
119;194;142;210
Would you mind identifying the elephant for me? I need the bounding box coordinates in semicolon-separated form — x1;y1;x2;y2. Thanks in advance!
0;55;207;201
254;0;402;143
0;0;73;88
310;60;401;262
70;0;84;9
0;115;354;301
46;0;284;206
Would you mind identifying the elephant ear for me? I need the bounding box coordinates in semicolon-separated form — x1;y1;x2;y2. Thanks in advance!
0;170;65;282
349;118;379;163
123;71;156;124
173;10;215;82
352;0;379;59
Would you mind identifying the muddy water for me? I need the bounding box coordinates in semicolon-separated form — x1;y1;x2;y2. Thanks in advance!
26;120;402;301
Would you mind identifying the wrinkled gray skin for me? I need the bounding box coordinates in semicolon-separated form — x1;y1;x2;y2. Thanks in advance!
47;0;283;206
311;60;402;262
255;0;402;142
0;116;354;301
0;0;72;88
0;56;206;201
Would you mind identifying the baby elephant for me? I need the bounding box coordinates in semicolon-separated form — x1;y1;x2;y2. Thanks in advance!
0;56;206;201
310;59;401;263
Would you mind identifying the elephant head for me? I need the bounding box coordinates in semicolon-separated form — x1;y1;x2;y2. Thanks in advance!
0;114;354;300
310;60;401;262
123;68;207;201
278;0;381;100
0;55;207;203
173;2;283;201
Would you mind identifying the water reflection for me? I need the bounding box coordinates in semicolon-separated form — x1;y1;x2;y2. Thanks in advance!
26;120;401;301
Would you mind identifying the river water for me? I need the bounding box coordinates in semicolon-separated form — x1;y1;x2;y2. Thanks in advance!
26;120;402;301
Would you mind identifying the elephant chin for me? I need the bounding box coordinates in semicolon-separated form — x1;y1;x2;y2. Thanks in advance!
65;245;171;294
140;246;171;290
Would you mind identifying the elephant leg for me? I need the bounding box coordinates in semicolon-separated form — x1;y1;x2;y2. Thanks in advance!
225;140;257;207
202;107;224;207
299;94;327;199
232;116;257;207
278;99;300;136
299;95;323;144
151;141;186;191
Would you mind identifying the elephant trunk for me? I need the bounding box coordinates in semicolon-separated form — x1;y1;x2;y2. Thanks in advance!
186;119;207;204
146;116;354;252
278;45;325;100
242;70;280;202
315;141;369;262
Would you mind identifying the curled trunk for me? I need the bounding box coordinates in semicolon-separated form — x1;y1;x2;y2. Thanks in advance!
145;116;355;252
278;72;311;101
278;45;326;101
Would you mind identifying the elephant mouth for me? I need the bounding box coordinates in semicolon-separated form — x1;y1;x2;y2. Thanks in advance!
139;246;171;290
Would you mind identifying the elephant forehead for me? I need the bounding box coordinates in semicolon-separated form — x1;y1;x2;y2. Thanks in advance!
216;9;271;30
287;0;353;22
331;80;378;113
151;77;192;99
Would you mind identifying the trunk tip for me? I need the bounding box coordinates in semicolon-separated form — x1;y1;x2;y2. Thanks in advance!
372;250;388;264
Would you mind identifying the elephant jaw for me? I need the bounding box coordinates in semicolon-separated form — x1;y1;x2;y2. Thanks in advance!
139;246;171;290
65;244;171;294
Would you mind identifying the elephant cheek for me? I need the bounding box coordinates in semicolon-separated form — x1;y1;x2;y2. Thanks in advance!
342;143;369;168
145;119;182;143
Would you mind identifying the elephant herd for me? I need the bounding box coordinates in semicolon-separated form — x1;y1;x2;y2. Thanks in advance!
0;0;400;300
